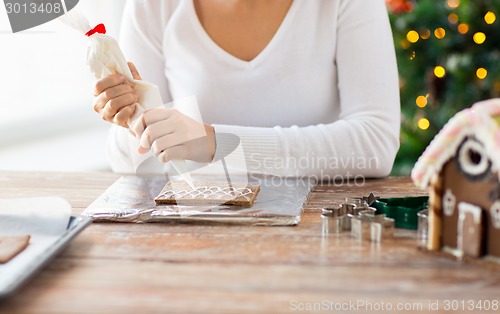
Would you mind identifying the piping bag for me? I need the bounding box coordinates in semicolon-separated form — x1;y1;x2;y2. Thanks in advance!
59;11;194;188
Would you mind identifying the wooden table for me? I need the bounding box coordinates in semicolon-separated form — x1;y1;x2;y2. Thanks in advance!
0;172;499;314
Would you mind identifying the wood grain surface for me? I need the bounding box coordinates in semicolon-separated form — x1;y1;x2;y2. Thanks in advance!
0;172;499;314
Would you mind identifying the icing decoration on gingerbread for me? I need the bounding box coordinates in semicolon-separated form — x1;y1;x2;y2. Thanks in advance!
490;202;500;229
457;138;490;178
155;181;260;206
443;189;456;216
161;186;255;201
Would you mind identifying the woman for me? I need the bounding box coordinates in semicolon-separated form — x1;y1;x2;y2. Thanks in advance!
93;0;400;180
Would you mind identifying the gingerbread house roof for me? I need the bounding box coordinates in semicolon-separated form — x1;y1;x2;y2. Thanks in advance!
412;98;500;189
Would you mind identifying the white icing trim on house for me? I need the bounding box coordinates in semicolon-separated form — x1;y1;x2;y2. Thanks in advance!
457;138;489;176
443;189;456;217
458;202;482;224
443;246;463;259
483;255;500;264
490;201;500;229
457;202;482;257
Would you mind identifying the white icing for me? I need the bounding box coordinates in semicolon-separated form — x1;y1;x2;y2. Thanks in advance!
457;138;489;176
490;201;500;229
458;202;482;224
443;189;456;216
160;186;254;201
457;203;483;257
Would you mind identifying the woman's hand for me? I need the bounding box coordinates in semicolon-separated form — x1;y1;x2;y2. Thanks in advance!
92;62;141;128
132;108;216;163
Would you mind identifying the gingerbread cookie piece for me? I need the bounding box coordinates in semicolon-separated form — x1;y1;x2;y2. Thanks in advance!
155;181;260;206
0;235;30;264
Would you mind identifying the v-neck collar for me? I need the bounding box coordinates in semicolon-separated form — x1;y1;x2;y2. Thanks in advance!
188;0;299;69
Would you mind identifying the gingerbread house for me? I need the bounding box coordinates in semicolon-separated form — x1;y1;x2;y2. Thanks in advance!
412;98;500;263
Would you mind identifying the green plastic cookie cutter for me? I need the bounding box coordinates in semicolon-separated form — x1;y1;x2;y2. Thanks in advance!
371;196;429;230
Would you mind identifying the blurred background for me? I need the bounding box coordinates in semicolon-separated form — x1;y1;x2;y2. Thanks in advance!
0;0;498;174
0;0;125;172
388;0;500;175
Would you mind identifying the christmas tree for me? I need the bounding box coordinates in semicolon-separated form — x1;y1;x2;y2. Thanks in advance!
387;0;500;175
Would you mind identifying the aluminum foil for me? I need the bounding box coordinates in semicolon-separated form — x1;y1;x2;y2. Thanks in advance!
83;176;313;226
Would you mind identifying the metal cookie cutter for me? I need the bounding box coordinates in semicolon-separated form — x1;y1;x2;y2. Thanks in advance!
321;207;347;235
342;197;373;231
351;210;395;243
417;209;429;248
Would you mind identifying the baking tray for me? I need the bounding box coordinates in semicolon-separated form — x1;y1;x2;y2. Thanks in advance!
0;215;92;299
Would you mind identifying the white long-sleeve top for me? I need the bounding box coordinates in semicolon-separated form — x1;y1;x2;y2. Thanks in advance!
108;0;400;178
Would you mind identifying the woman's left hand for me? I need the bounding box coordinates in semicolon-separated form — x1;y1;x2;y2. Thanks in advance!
132;108;216;163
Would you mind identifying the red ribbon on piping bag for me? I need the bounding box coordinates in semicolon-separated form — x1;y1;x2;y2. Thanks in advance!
85;24;106;37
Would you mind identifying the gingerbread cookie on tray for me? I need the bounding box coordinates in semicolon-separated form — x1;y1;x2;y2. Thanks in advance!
155;181;260;206
0;235;30;264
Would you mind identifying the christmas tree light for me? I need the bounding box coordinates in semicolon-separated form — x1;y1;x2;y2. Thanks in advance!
448;13;459;24
473;32;486;44
416;96;428;108
447;0;459;9
476;68;487;79
434;66;446;78
418;118;430;130
457;23;469;34
407;30;420;43
484;11;496;24
434;28;446;38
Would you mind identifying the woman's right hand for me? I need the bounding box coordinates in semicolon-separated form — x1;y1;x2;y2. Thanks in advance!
92;62;142;128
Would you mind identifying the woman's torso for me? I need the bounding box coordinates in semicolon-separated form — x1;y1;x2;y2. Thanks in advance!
162;0;340;127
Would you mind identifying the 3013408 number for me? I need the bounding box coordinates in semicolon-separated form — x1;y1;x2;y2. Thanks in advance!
443;300;499;311
5;2;62;14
